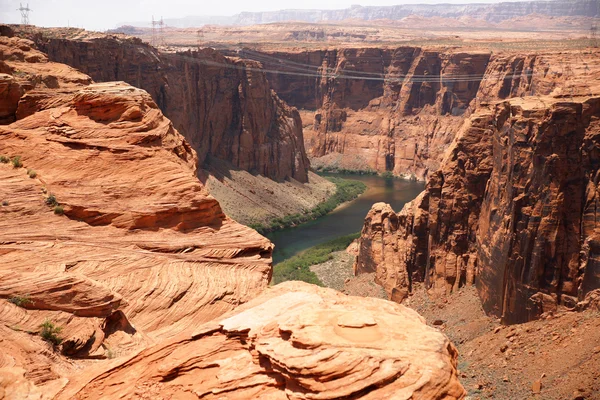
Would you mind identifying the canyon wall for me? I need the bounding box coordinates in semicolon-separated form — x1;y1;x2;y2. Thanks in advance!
0;33;465;399
353;50;600;323
247;47;571;180
31;33;309;183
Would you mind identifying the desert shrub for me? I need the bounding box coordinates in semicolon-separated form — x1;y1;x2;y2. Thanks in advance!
8;294;32;307
39;320;63;345
11;156;22;168
46;194;58;207
272;232;360;285
54;205;64;215
0;155;9;163
27;169;37;178
1;200;8;206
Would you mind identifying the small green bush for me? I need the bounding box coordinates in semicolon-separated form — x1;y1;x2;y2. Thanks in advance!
46;194;58;207
27;169;37;178
39;320;63;345
380;171;394;179
11;156;22;168
272;232;360;285
0;155;9;163
8;295;32;307
54;205;64;215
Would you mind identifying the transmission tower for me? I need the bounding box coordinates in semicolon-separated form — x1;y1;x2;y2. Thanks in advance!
591;23;598;48
17;3;32;26
197;29;204;50
151;16;165;47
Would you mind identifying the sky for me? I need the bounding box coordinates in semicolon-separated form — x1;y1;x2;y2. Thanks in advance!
1;0;528;31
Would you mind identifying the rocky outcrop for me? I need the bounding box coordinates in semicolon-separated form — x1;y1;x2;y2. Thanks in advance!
0;35;272;393
62;282;465;400
152;0;600;27
29;32;309;183
0;35;465;399
355;90;600;324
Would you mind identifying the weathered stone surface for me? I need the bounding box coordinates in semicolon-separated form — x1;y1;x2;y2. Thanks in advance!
249;47;592;181
30;34;310;183
63;282;465;400
0;36;273;392
355;93;600;323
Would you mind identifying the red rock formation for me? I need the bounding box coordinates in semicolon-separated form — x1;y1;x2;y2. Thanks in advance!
0;35;272;393
62;282;465;400
0;34;465;399
29;32;309;183
355;87;600;323
247;47;589;180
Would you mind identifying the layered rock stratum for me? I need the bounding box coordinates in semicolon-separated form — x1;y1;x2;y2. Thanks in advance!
0;32;465;399
30;31;310;183
354;50;600;323
243;47;597;181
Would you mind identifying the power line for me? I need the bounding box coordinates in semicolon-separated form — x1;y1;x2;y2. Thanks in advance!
17;3;32;26
166;51;592;85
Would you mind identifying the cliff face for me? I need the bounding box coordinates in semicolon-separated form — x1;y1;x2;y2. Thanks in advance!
250;47;575;179
0;34;271;393
355;88;600;323
32;34;309;183
0;33;465;398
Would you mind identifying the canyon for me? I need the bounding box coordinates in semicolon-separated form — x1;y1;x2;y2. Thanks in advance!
0;32;463;398
2;0;600;397
19;27;336;227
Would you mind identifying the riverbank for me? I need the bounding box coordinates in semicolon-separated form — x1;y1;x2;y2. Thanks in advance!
272;232;360;285
267;175;424;263
250;177;366;235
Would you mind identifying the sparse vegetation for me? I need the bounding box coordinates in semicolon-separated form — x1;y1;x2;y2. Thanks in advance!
315;165;377;175
380;171;394;179
1;200;8;207
11;156;22;168
46;194;58;207
27;169;37;178
39;320;63;346
54;205;64;215
7;294;33;307
252;177;366;234
0;155;9;163
272;232;360;285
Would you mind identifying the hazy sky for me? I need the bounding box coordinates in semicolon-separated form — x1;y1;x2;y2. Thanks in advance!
1;0;526;31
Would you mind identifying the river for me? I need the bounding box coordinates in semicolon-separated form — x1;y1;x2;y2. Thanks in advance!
266;174;425;264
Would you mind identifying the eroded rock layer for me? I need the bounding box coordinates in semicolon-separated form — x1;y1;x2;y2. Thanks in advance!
29;32;309;183
63;282;465;400
0;34;465;399
246;48;595;180
0;35;272;395
355;91;600;324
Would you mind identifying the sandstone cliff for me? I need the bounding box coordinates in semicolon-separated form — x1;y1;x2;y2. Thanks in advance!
244;47;595;182
354;70;600;324
0;34;465;398
29;32;309;183
0;34;272;395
